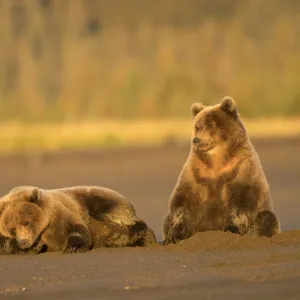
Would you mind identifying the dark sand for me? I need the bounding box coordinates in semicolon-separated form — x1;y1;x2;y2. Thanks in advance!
0;136;300;299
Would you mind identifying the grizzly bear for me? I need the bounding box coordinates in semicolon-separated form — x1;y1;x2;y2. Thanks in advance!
162;96;280;244
0;185;156;254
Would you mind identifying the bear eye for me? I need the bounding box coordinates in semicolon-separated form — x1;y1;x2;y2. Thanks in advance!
10;228;16;236
23;221;29;226
206;119;213;126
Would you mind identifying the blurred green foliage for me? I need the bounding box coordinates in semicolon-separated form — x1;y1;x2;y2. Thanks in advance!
0;0;299;121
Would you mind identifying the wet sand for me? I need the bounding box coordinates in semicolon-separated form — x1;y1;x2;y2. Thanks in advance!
0;136;299;299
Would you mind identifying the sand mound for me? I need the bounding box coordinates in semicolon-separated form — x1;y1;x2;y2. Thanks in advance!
164;231;271;252
271;230;300;246
163;230;300;252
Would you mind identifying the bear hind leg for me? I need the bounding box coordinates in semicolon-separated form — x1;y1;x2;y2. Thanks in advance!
128;220;157;246
162;208;194;245
63;224;92;254
250;210;281;237
142;227;157;246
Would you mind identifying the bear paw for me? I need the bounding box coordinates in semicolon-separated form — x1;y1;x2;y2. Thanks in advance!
162;233;184;245
160;237;175;245
63;233;90;254
0;238;24;255
27;243;48;255
0;236;6;254
0;237;45;255
166;224;190;244
250;210;281;237
225;212;251;236
224;224;241;235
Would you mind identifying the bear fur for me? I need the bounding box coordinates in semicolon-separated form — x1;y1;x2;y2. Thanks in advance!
162;96;280;244
0;185;156;254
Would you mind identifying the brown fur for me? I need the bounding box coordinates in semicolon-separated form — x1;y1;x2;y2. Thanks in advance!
162;96;280;244
0;186;156;254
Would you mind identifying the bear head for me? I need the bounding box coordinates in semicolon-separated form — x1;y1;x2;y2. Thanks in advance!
190;96;247;155
0;186;49;249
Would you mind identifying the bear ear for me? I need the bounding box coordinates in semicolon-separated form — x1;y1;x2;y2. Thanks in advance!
29;188;42;204
220;96;237;114
191;103;205;118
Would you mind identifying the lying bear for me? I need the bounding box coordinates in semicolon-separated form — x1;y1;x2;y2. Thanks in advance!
0;185;156;254
163;96;280;244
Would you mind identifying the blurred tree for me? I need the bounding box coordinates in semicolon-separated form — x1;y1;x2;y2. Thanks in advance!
0;0;299;120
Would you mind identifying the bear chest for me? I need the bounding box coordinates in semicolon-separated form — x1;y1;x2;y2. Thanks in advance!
191;163;243;205
192;180;230;205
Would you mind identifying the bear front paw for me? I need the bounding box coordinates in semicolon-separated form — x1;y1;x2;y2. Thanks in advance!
224;224;240;235
63;234;90;254
0;236;6;254
226;212;250;236
0;238;24;255
0;236;8;254
162;229;188;246
27;243;47;255
168;223;190;244
0;237;45;255
160;237;176;245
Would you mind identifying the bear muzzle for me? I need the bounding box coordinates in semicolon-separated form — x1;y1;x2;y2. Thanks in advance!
17;238;31;249
192;137;214;152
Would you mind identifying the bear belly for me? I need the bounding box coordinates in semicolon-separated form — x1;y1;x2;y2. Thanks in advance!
196;202;228;232
193;183;230;232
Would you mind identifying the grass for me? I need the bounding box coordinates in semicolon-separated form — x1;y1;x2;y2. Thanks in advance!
0;118;299;155
0;1;300;120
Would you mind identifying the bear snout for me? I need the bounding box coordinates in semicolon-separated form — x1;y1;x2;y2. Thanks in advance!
193;137;214;152
17;238;30;249
192;137;200;144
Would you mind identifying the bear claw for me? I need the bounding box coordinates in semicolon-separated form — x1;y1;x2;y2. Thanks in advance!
63;234;90;254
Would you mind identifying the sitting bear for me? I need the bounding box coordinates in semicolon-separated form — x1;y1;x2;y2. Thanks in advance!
162;96;280;244
0;185;156;254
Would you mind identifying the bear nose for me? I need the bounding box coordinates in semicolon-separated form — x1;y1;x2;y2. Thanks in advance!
193;137;200;144
18;239;29;248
